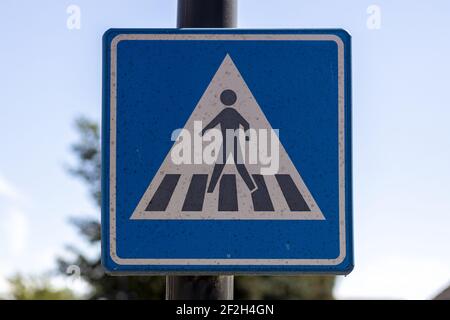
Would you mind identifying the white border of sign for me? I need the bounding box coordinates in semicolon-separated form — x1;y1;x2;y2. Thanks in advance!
108;33;346;266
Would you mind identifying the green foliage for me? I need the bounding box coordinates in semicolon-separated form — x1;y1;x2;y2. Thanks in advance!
60;117;335;300
235;275;335;300
59;118;164;299
58;228;165;300
7;274;77;300
69;118;101;206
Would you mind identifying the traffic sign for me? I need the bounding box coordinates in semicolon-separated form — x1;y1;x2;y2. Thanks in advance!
102;29;353;274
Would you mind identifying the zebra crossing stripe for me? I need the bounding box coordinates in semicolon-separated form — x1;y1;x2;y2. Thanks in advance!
145;174;180;211
219;174;238;211
275;174;310;211
182;174;208;211
145;173;312;213
251;175;274;212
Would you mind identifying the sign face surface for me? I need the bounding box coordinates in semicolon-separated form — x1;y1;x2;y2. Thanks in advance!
102;29;353;274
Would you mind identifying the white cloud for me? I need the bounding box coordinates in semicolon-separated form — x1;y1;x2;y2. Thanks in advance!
2;208;29;257
0;174;20;200
0;174;29;257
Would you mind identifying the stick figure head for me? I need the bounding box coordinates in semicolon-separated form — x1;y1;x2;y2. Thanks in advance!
220;89;237;106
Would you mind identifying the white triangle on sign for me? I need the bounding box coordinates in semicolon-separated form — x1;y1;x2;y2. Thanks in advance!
131;54;324;220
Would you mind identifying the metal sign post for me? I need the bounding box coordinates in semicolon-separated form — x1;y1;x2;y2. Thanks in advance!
177;0;237;28
166;0;237;300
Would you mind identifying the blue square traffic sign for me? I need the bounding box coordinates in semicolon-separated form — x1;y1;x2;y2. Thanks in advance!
102;29;353;274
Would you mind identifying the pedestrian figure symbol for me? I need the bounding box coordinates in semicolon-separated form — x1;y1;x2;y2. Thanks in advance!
131;54;324;220
202;89;256;193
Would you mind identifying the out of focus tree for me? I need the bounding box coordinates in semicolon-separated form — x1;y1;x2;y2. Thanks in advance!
58;117;335;300
57;118;164;300
7;274;76;300
235;275;334;300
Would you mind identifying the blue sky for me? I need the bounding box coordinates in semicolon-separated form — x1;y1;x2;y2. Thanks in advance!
0;0;449;299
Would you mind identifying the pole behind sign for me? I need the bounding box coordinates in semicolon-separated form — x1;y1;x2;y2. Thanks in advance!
166;0;237;300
